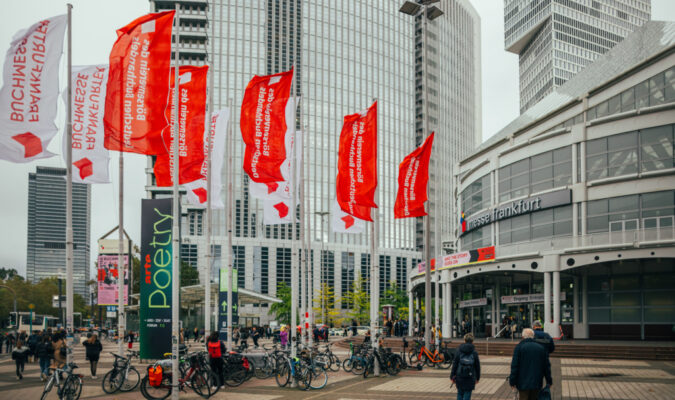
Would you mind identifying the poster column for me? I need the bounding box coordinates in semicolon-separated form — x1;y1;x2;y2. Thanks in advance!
218;268;238;341
139;198;173;360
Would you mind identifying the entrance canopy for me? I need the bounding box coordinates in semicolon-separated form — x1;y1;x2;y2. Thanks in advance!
179;284;282;306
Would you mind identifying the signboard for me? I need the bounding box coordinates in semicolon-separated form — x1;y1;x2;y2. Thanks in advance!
417;246;495;274
218;268;239;341
97;254;129;305
98;239;130;254
52;295;66;308
500;292;567;304
459;298;487;308
140;198;174;360
461;189;572;235
106;306;117;318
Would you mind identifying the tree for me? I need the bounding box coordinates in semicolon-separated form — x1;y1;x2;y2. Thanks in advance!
269;282;291;325
382;281;408;319
312;283;340;327
341;276;370;325
180;261;200;287
0;268;20;280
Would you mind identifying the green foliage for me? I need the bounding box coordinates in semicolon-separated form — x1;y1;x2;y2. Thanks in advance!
382;281;408;319
0;276;91;322
312;283;340;326
0;268;20;280
342;276;370;325
269;282;291;324
180;261;200;287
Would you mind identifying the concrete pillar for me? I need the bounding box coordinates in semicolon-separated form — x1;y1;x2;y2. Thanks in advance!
544;272;551;333
495;280;501;335
573;276;579;324
442;283;451;339
491;285;497;336
582;272;589;338
552;271;561;337
448;283;453;338
408;289;414;336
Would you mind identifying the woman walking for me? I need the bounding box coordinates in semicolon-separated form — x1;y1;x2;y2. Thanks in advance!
279;326;288;350
83;334;103;379
11;341;28;380
36;335;52;380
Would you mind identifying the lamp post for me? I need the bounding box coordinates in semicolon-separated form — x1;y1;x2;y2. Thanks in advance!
399;0;444;347
315;211;329;326
58;268;65;327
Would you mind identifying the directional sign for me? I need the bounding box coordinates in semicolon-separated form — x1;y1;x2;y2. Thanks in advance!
218;268;239;340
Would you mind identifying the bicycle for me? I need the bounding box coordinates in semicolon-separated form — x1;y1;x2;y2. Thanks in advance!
275;353;312;390
315;343;341;372
101;350;141;394
342;342;368;374
408;339;451;369
140;353;213;399
299;349;328;390
40;362;84;400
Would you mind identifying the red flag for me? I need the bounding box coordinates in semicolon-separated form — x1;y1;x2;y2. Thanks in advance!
103;11;174;155
153;66;208;186
336;101;378;221
394;132;434;219
240;68;293;183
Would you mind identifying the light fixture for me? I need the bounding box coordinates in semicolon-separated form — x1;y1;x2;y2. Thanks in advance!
426;5;444;20
399;1;421;16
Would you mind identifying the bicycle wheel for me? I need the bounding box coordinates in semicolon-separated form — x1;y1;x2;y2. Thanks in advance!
119;367;141;391
275;362;290;387
205;370;221;396
255;356;274;379
62;375;83;400
223;366;246;387
190;370;212;399
329;354;341;372
362;358;372;379
437;353;451;369
309;365;328;390
387;355;402;376
342;358;354;373
351;358;365;374
244;357;255;381
296;362;312;391
102;369;123;394
140;374;172;400
40;376;55;400
408;348;420;365
314;354;331;370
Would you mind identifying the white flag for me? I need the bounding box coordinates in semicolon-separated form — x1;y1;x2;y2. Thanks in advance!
0;15;67;163
332;199;366;234
184;108;229;208
251;130;302;201
62;65;110;183
263;197;294;225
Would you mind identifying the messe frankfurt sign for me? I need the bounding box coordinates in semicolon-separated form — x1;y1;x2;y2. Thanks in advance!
461;189;571;235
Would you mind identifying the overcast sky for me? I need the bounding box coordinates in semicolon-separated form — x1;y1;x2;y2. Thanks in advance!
0;1;673;278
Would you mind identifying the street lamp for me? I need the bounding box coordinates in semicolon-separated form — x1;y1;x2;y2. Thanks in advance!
315;211;329;327
399;0;443;348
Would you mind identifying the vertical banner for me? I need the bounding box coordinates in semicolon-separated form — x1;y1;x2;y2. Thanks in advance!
63;65;111;183
0;14;67;163
218;268;238;341
394;132;434;219
97;254;129;305
140;198;173;359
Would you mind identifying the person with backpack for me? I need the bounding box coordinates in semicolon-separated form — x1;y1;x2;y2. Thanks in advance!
11;341;28;380
532;321;555;355
36;335;53;380
509;328;552;400
51;333;67;368
206;331;225;387
450;333;481;400
83;334;103;379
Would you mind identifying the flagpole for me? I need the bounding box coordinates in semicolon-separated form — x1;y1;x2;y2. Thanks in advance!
290;64;299;362
370;100;380;376
65;3;74;363
299;111;307;347
116;10;126;357
422;8;432;350
204;0;217;336
226;97;233;352
171;5;181;399
305;123;313;348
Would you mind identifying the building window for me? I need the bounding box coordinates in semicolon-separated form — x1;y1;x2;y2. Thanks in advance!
188;210;203;236
530;146;572;194
499;205;573;245
253;246;268;294
499;159;529;202
360;253;370;295
321;250;335;291
341;252;355;309
233;246;245;289
396;257;407;292
461;173;491;216
586;131;638;180
641;125;674;172
276;248;291;288
379;255;391;295
180;244;198;269
461;225;492;251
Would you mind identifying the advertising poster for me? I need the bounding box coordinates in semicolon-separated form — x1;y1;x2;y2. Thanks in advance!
139;198;173;360
97;254;129;305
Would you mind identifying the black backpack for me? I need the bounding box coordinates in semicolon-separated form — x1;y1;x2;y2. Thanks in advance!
457;352;475;379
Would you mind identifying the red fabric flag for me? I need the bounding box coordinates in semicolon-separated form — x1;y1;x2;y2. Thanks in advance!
394;132;434;219
336;101;378;221
103;11;174;155
153;66;208;186
240;68;293;183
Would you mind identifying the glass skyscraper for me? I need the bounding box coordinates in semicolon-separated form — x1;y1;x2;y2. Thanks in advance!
505;0;651;114
147;0;481;323
26;166;91;299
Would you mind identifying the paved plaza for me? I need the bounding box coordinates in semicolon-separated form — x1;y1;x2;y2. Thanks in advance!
0;340;674;399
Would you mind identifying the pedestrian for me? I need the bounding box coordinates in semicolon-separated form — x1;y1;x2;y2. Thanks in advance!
51;334;67;368
125;330;135;350
364;330;371;343
252;326;260;348
509;328;553;400
6;332;15;353
36;335;53;380
82;334;102;379
27;331;39;363
532;321;555;355
233;328;240;346
206;331;225;387
450;333;480;400
194;327;199;343
279;326;288;349
12;341;28;380
351;319;358;336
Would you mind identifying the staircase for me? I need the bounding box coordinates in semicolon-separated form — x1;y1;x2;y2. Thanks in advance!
335;336;675;361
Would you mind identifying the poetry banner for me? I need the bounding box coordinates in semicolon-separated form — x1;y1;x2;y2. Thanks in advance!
0;15;67;162
104;11;174;155
63;65;111;183
139;198;173;359
336;101;378;221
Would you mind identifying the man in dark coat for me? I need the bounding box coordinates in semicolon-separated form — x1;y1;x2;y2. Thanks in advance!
509;328;553;400
532;321;555;355
450;333;480;400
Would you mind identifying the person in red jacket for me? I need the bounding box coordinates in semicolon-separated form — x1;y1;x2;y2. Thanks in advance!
206;332;225;387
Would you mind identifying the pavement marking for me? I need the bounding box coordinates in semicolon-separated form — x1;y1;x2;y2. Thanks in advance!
561;358;650;367
367;377;503;394
563;379;675;399
562;367;672;378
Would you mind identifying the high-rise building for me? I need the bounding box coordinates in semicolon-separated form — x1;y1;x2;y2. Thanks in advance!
504;0;651;114
146;0;481;323
26;166;91;299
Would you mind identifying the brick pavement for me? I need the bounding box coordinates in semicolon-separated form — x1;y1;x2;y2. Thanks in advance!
1;339;674;399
